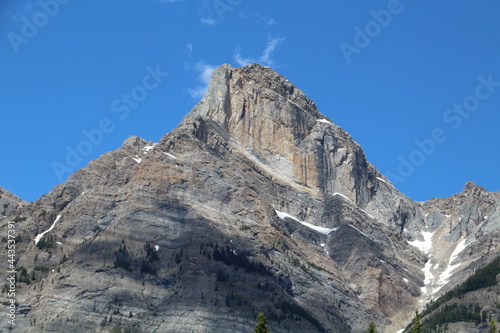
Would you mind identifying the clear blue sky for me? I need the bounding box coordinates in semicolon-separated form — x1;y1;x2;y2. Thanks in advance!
1;0;500;202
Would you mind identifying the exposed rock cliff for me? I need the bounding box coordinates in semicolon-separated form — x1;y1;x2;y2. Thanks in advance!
0;64;498;333
0;187;25;217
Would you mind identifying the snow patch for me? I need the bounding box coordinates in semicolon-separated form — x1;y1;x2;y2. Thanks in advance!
34;215;61;245
437;238;468;287
163;152;177;159
403;278;409;283
143;144;156;154
316;118;332;124
155;245;160;252
132;157;142;164
275;210;337;235
376;177;389;185
408;231;436;298
349;225;373;241
422;260;435;295
333;192;354;204
361;208;375;219
408;231;435;255
56;242;63;246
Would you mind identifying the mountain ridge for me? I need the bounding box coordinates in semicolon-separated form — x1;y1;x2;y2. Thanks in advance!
1;64;498;333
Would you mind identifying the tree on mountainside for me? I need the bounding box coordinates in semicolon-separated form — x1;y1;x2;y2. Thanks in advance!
367;321;377;333
253;312;271;333
490;317;498;333
411;310;423;333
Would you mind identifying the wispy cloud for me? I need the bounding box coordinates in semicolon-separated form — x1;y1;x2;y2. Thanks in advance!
233;36;284;68
200;17;216;26
259;37;283;66
234;47;254;67
189;61;216;99
186;43;193;58
263;17;276;27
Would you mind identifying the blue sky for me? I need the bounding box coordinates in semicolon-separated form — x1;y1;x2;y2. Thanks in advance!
1;0;500;202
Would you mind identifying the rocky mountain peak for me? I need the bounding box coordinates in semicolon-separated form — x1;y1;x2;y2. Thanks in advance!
1;64;498;333
174;64;383;209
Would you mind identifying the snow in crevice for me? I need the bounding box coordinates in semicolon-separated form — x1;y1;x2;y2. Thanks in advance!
34;215;61;245
332;192;377;220
421;260;435;296
316;118;332;124
349;225;374;241
163;152;177;159
155;245;160;252
409;230;471;300
142;144;157;154
376;177;389;185
435;238;468;290
132;156;142;164
275;210;337;235
361;208;375;220
408;231;436;299
332;192;354;204
407;231;435;255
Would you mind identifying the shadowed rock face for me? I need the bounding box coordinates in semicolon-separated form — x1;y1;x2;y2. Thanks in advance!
0;64;498;333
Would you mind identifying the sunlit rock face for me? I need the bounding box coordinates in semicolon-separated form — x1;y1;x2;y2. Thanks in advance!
1;64;498;333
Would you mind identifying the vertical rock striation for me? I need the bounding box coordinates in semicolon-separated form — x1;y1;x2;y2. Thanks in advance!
0;64;498;333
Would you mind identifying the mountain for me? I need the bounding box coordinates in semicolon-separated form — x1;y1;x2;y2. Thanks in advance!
0;186;25;217
1;64;499;333
404;255;500;333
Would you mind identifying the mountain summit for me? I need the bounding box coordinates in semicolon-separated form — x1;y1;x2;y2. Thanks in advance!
1;64;499;333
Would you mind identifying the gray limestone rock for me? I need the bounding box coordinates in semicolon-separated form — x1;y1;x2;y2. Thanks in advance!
0;64;498;333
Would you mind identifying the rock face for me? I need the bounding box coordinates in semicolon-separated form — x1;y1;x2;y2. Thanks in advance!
0;187;24;216
0;64;499;333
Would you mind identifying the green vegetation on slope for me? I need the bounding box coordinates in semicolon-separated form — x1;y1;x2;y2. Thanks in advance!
404;255;500;332
422;256;500;318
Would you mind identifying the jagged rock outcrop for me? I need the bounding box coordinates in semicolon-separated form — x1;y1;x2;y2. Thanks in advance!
0;187;25;216
0;64;498;333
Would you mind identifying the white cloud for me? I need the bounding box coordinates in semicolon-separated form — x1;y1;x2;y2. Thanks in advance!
189;61;216;99
234;47;254;67
259;37;283;66
263;17;276;27
200;17;216;26
233;36;284;68
186;43;193;57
